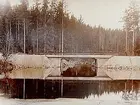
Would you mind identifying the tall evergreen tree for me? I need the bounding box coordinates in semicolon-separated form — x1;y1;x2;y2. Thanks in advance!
123;1;140;55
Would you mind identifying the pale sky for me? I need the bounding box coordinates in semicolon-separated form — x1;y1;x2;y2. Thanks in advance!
1;0;140;29
65;0;132;29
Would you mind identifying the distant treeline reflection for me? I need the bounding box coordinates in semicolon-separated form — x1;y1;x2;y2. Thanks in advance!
0;79;139;99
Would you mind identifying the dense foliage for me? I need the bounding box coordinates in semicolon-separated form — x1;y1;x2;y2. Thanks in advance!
0;0;128;55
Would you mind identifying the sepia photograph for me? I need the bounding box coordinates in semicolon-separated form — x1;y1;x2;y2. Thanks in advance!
0;0;140;105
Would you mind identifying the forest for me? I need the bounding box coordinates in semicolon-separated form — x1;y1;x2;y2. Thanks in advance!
0;0;139;56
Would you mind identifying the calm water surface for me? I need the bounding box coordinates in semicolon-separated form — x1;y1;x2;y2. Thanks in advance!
0;80;140;105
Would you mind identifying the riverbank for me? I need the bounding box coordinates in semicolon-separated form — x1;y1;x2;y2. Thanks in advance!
0;98;140;105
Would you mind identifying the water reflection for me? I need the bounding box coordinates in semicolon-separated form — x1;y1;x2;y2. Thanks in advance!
0;79;140;101
85;81;140;101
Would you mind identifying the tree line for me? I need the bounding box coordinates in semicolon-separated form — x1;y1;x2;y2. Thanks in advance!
0;0;135;56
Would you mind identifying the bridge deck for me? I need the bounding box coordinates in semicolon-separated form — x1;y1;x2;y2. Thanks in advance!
0;75;112;80
44;76;112;81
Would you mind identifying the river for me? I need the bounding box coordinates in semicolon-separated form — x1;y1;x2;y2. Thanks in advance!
0;80;140;105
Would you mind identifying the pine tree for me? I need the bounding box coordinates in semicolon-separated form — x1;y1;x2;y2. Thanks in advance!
122;1;140;55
